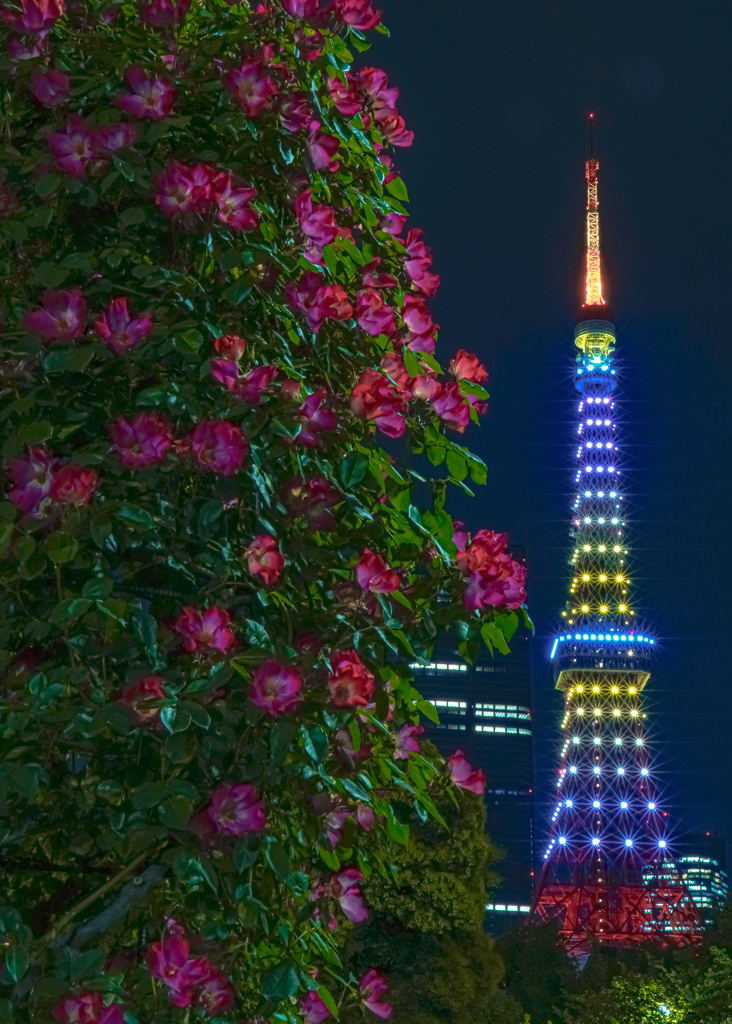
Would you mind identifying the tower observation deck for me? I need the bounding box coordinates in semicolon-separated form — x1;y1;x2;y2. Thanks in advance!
531;126;703;957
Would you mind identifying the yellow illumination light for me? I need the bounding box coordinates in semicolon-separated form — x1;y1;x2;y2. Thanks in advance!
577;686;584;693
600;605;608;612
599;574;606;581
619;605;627;611
629;687;636;694
583;574;590;581
616;575;624;582
599;545;606;552
577;708;585;715
611;686;618;694
592;686;600;693
594;707;602;716
613;709;621;716
630;709;638;717
584;545;591;551
582;605;589;612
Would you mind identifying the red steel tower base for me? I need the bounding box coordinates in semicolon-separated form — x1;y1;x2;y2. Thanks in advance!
534;882;702;957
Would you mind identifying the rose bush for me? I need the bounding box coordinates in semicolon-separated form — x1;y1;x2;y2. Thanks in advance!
0;0;527;1021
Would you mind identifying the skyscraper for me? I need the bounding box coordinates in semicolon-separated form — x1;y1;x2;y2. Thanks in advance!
676;833;729;927
531;127;703;955
413;551;534;934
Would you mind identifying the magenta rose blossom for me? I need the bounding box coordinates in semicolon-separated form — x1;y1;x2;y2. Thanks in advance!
49;463;98;506
172;605;234;653
119;675;167;728
116;66;176;119
356;288;396;336
30;67;69;106
235;364;278;404
6;447;57;515
212;174;258;232
25;287;87;341
351;369;405;439
395;723;424;760
327;650;374;708
153;160;216;218
300;991;331;1024
1;0;64;33
449;348;489;383
206;781;266;835
326;71;363;116
249;659;302;716
188;419;249;476
214;333;246;360
94;122;137;153
244;534;284;585
279;92;312;132
431;381;470;433
282;0;318;15
447;751;485;795
138;0;190;27
295;189;342;260
280;475;341;532
148;933;232;1012
293;389;338;447
109;412;174;468
403;229;439;295
356;549;400;594
223;59;278;117
94;296;152;354
330;867;368;923
294;25;324;61
46;115;95;178
360;970;392;1019
52;992;125;1024
333;0;380;29
307;122;340;172
286;271;353;332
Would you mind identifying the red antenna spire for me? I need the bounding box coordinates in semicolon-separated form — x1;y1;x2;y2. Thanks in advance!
584;114;605;307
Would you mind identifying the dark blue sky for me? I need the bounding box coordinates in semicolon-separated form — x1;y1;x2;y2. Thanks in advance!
369;1;732;848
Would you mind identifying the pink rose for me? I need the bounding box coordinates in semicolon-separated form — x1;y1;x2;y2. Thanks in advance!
360;970;392;1019
380;212;406;235
395;723;423;760
234;364;278;405
46;115;95;177
6;447;57;515
214;334;246;360
49;463;98;506
356;549;400;594
286;272;353;332
206;781;266;835
456;529;508;575
119;675;167;728
431;381;470;433
307;123;340;172
249;659;302;716
332;866;368;922
294;26;323;60
449;349;488;383
148;934;228;1011
25;287;86;341
138;0;190;27
153;160;217;219
326;71;363;117
447;751;485;794
116;67;176;119
52;993;124;1024
402;294;433;336
333;0;380;30
356;289;396;336
351;368;405;438
30;67;69;106
212;173;258;232
293;389;338;447
280;476;341;531
188;419;249;476
295;189;346;262
379;113;413;147
358;67;398;121
94;296;152;354
109;412;174;469
93;122;137;153
282;0;318;14
362;258;398;289
279;93;312;132
223;59;278;117
244;534;284;585
380;353;412;393
172;605;234;653
1;0;64;34
327;650;374;708
300;991;331;1024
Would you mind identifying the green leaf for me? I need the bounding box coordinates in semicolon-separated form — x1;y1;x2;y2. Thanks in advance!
34;174;61;198
132;609;158;660
18;420;52;445
317;986;340;1019
260;961;300;1002
318;845;340;870
243;619;269;648
222;279;252;306
115;505;155;530
135;388;166;407
233;841;259;872
286;871;309;895
481;621;510;656
131;781;167;810
386;177;409;201
5;945;28;981
43;345;96;373
119;206;146;227
341;778;370;802
82;577;114;600
415;698;440;724
0;522;13;558
339;451;368;488
158;795;193;829
45;531;79;564
265;842;291;881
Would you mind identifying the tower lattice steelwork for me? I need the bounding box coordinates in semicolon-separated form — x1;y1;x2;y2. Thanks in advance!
532;128;702;956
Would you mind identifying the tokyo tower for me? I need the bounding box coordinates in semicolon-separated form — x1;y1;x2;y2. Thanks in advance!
531;123;703;955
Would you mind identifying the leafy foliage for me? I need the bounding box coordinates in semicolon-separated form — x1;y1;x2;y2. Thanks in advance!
0;0;523;1021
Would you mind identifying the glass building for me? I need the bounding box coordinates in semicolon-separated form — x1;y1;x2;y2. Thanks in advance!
410;559;534;935
676;833;728;927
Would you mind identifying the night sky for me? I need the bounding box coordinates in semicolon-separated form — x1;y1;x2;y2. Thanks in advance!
368;1;732;852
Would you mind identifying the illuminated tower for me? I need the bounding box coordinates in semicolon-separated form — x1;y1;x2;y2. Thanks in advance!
532;125;702;956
